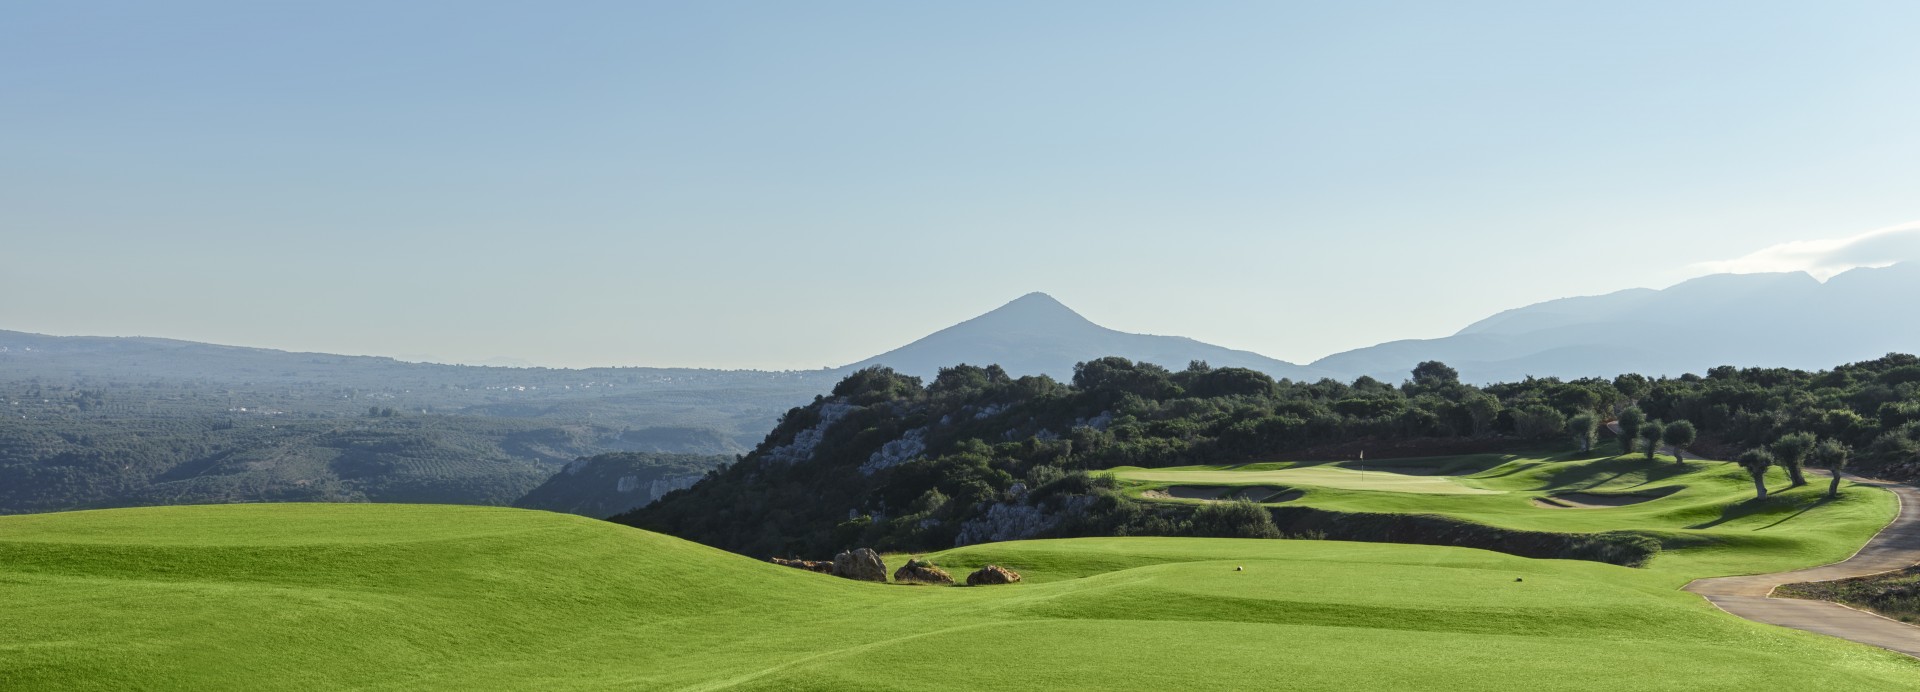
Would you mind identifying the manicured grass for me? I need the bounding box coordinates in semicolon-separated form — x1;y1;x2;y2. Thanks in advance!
1116;464;1501;494
4;502;1918;690
1118;451;1899;585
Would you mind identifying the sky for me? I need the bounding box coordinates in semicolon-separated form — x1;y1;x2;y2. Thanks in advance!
5;1;1920;370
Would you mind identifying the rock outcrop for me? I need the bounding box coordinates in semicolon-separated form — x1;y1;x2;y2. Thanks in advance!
769;557;833;574
892;558;955;585
966;564;1022;586
831;548;888;582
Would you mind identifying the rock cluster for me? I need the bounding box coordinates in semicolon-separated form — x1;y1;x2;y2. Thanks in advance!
966;564;1022;586
892;558;955;585
769;557;833;574
831;548;888;582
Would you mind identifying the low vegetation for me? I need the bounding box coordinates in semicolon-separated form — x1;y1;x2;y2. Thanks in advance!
1779;567;1920;623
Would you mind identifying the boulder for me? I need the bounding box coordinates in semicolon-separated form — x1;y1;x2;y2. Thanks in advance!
769;557;833;574
966;564;1022;586
892;558;955;585
831;548;888;582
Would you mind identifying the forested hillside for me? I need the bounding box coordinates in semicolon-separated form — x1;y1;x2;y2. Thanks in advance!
621;354;1920;557
0;413;613;514
514;452;731;518
0;336;806;514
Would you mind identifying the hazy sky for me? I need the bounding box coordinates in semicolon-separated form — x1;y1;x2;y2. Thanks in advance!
6;2;1920;369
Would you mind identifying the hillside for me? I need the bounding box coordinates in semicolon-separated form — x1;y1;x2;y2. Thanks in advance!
1312;263;1920;382
622;355;1920;558
3;503;1915;689
842;292;1320;381
0;328;827;446
513;451;730;518
0;414;592;514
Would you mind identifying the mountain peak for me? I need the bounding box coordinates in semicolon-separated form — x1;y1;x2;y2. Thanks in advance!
962;292;1096;333
840;292;1313;381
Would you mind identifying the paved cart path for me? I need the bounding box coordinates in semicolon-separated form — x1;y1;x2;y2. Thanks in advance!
1684;472;1920;658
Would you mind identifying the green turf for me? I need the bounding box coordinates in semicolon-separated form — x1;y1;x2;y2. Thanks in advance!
3;502;1918;690
1117;464;1502;494
1116;451;1900;585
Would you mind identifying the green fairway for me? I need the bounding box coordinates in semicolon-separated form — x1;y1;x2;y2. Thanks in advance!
1119;452;1900;583
1116;463;1502;494
3;502;1918;690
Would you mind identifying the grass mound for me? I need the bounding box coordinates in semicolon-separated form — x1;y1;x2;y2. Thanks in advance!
4;503;1918;689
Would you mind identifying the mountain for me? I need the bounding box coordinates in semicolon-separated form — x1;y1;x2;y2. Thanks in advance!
1310;263;1920;383
842;293;1321;382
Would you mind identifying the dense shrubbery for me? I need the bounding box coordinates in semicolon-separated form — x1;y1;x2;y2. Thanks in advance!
623;354;1920;558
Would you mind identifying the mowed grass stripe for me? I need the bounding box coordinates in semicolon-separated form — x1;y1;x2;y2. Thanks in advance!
3;502;1918;690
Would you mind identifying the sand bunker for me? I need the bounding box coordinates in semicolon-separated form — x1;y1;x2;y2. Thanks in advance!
1144;485;1303;503
1532;487;1682;509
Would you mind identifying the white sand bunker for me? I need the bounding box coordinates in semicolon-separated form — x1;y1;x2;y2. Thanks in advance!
1144;485;1303;503
1532;487;1681;509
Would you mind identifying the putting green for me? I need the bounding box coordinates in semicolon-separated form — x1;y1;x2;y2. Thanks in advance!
3;503;1917;689
1115;464;1501;494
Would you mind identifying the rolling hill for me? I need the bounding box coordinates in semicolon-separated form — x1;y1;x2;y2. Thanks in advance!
4;502;1915;689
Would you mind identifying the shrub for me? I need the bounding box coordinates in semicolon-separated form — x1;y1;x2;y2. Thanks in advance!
1188;500;1281;539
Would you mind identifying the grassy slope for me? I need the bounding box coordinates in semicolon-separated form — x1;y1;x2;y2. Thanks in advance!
4;503;1918;690
1114;451;1899;584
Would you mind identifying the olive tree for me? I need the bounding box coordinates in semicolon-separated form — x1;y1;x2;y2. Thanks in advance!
1812;439;1851;499
1663;420;1697;464
1639;420;1665;461
1617;407;1646;454
1736;448;1775;500
1770;431;1815;487
1567;412;1599;453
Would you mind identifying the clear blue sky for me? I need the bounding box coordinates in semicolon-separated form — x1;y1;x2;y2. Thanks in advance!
6;1;1919;369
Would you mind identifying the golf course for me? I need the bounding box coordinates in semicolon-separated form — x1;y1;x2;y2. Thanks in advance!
1114;451;1895;579
4;450;1919;690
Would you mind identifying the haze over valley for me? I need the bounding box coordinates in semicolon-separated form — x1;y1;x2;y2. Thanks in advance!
7;3;1920;689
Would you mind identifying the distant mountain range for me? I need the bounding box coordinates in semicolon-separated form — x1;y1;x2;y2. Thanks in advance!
1309;262;1920;383
10;263;1918;393
839;264;1918;383
6;265;1917;516
839;292;1320;381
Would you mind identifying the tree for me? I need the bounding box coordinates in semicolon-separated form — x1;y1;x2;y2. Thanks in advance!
1567;412;1599;453
1639;420;1665;461
1613;373;1651;404
1813;439;1851;499
1465;393;1501;437
1617;407;1645;454
1411;361;1460;387
1513;405;1567;440
1736;448;1775;500
1771;431;1815;487
1663;420;1697;464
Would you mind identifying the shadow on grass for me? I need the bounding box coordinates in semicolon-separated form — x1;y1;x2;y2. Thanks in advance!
1326;454;1519;477
1528;455;1696;492
1687;493;1831;530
